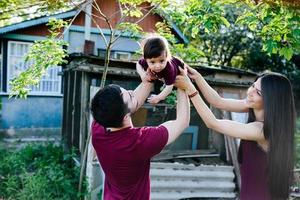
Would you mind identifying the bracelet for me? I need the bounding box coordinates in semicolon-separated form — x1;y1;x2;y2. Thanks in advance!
188;91;199;98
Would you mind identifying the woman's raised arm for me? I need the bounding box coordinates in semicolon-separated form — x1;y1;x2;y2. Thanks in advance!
187;65;248;113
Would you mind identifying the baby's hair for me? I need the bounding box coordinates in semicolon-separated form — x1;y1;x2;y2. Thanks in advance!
141;34;171;60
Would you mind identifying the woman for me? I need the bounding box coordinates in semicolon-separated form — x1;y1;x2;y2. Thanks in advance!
175;66;296;200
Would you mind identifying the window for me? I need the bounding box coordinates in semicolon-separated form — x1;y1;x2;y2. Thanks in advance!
98;49;131;61
98;49;107;59
114;51;131;61
98;49;116;59
7;41;62;95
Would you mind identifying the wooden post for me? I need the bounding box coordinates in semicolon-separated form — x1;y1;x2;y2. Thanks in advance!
223;111;241;191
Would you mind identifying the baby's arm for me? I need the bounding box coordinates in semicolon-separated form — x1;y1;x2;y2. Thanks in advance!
147;85;173;104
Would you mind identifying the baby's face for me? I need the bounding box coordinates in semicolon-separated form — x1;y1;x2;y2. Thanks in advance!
146;51;168;73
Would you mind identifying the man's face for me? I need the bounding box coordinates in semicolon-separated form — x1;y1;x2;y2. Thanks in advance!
120;88;139;114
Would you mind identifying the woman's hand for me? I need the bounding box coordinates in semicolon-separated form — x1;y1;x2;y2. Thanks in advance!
175;67;197;94
186;65;200;80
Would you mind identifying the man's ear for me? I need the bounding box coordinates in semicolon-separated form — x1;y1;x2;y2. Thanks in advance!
123;113;131;121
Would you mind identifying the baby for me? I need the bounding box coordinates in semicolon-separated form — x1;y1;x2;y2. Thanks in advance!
136;34;186;104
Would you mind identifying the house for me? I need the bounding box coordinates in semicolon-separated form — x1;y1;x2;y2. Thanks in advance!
0;0;187;133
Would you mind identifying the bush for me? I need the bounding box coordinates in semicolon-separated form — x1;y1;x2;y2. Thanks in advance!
0;143;87;199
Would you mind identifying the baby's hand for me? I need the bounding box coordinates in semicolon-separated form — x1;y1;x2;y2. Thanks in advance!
141;73;151;82
147;94;162;104
141;70;156;82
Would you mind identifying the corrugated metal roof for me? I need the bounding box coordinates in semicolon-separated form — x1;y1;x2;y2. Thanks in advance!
150;162;236;200
0;10;78;34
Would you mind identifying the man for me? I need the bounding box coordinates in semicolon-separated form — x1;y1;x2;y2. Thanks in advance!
91;80;190;200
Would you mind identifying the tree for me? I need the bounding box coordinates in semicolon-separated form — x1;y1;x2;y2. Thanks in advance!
9;18;69;98
166;3;254;66
165;0;300;111
0;0;80;26
166;0;299;63
236;0;300;61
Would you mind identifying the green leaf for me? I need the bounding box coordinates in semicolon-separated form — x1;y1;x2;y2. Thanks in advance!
191;26;199;38
279;47;293;60
220;16;230;27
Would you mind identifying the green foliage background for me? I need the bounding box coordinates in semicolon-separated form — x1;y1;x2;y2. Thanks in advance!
0;144;87;200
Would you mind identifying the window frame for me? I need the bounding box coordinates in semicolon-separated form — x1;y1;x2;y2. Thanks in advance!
6;40;62;96
114;51;131;61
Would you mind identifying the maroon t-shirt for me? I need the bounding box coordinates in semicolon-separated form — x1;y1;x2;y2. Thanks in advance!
238;140;271;200
91;121;169;200
138;56;184;85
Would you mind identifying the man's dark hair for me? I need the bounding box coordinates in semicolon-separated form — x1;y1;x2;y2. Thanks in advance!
91;84;129;128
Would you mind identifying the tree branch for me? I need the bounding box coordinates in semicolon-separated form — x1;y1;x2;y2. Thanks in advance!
135;1;163;24
69;0;108;47
117;0;124;19
59;9;83;39
92;0;113;37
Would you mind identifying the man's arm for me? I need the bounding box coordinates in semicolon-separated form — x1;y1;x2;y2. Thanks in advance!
161;89;190;145
133;81;153;110
136;62;146;80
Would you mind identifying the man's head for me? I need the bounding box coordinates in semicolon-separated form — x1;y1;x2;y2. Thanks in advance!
91;84;138;128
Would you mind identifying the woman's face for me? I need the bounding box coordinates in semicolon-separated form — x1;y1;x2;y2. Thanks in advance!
246;78;264;110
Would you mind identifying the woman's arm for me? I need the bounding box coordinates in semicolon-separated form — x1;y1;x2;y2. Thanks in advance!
175;74;264;141
190;92;264;141
187;66;248;113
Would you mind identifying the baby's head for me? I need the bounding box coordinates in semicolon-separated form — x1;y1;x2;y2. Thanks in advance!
142;35;171;73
